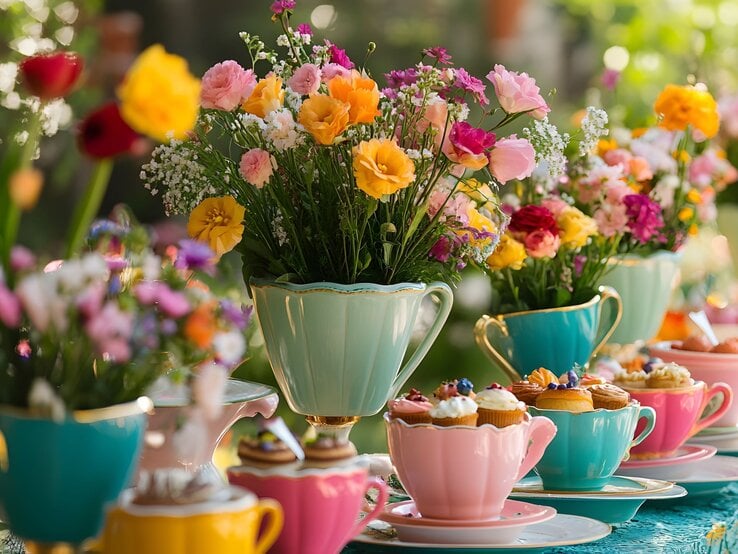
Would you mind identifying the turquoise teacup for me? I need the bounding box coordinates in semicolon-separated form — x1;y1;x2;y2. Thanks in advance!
475;286;622;382
528;403;656;491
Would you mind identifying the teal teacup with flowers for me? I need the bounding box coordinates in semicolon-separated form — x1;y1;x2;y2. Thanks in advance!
475;286;622;382
528;402;655;491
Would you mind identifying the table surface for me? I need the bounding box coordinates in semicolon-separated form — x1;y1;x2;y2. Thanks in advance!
343;483;738;554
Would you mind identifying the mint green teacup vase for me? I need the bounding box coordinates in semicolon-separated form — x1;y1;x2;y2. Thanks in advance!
528;403;656;491
475;286;622;382
250;280;453;435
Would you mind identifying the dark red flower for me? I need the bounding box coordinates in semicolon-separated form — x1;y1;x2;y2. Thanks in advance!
508;205;559;236
19;52;83;101
78;102;140;159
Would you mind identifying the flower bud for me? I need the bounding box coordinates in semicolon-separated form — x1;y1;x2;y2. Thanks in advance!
19;52;83;101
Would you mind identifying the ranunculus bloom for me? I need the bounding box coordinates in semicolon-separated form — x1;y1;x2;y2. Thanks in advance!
287;63;322;95
540;197;569;217
200;60;256;111
602;148;632;168
9;167;43;211
19;51;83;100
488;137;536;183
242;74;285;118
487;64;550;120
623;193;665;244
654;84;719;139
352;138;415;198
524;229;560;259
78;102;140;159
187;196;246;257
298;94;350;145
239;148;276;188
509;205;558;236
117;45;200;142
327;71;381;124
486;233;527;271
443;121;495;170
557;206;598;247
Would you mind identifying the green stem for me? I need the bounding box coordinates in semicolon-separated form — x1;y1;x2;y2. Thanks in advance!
65;159;114;258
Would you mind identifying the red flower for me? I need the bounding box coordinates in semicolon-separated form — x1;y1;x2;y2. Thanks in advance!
508;205;559;235
78;102;140;159
19;52;83;100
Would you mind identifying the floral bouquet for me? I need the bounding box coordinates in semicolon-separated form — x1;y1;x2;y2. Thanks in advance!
561;85;736;255
0;217;252;416
141;0;556;287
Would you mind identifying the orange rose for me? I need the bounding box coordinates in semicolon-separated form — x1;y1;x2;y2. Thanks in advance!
654;84;719;139
352;138;415;198
327;71;381;124
297;95;350;145
242;74;284;118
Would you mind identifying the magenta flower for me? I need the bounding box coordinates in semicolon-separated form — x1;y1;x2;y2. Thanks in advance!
443;122;495;170
573;255;587;276
156;286;191;318
423;46;453;65
454;68;488;106
326;41;354;69
601;69;621;91
430;235;454;263
623;194;665;244
296;23;312;36
175;239;216;271
270;0;296;15
384;68;418;89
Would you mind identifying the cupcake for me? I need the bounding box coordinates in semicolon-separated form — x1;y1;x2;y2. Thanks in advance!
238;430;298;467
646;362;693;389
711;338;738;354
388;388;433;425
509;380;544;405
588;383;630;410
535;378;594;412
303;433;357;463
527;367;559;388
677;334;713;352
475;383;526;427
429;395;478;427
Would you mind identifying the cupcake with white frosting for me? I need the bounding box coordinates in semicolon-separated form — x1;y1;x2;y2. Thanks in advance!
646;362;694;389
475;383;527;427
429;394;478;427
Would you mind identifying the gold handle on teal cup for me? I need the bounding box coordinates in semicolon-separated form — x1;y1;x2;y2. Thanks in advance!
592;285;623;355
473;314;522;383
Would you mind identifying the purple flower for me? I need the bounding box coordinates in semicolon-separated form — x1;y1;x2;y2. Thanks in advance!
175;239;216;272
624;194;665;244
326;41;354;69
454;68;489;106
381;87;398;100
105;255;128;272
573;255;587;277
161;319;177;336
296;23;312;35
430;236;453;263
270;0;296;15
601;69;621;91
221;301;253;330
423;46;453;65
384;68;418;89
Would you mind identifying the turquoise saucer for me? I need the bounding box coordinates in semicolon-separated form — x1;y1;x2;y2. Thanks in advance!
509;476;686;524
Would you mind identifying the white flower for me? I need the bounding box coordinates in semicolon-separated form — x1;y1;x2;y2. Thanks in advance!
213;331;246;366
0;62;17;94
16;274;52;331
41;99;72;136
28;379;66;422
264;108;303;151
142;253;162;281
578;106;609;156
192;362;228;420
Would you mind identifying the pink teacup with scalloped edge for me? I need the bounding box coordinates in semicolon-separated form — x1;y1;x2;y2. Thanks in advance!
227;457;387;554
385;413;556;520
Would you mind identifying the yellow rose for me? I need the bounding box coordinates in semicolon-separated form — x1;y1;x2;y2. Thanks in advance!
654;84;719;139
459;205;497;248
557;206;598;248
187;196;245;257
486;233;526;271
458;178;496;211
117;45;200;142
242;74;285;118
352;138;415;198
9;167;43;210
297;95;350;145
327;71;381;124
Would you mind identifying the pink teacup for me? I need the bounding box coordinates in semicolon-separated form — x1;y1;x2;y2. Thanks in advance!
385;413;556;520
627;381;733;459
227;458;387;554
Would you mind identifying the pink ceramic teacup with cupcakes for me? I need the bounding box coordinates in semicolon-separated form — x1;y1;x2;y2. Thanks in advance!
619;362;733;459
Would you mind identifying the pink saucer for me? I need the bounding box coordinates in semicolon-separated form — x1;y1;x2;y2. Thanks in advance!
617;444;717;480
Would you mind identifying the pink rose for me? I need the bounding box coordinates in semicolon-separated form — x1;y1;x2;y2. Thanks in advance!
488;136;536;183
487;64;550;120
594;204;629;238
321;63;351;83
442;121;495;170
239;148;276;188
603;148;632;168
541;197;569;217
200;60;256;111
524;229;560;258
0;284;21;328
287;63;321;95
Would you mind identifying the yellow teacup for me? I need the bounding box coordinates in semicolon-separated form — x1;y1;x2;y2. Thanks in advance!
101;486;282;554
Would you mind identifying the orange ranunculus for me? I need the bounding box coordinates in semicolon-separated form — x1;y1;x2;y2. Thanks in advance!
184;303;216;348
327;71;381;124
187;196;245;257
297;95;350;145
242;74;284;118
654;84;719;139
352;138;415;199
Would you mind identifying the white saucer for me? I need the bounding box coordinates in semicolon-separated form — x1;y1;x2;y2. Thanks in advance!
353;513;611;551
688;433;738;455
511;475;674;497
695;425;738;440
377;499;556;545
671;455;738;496
617;444;717;480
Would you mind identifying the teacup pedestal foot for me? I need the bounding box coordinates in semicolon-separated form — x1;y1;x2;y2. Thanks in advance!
306;415;361;442
24;542;79;554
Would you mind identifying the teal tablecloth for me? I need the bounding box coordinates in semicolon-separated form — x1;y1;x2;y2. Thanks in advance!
344;484;738;554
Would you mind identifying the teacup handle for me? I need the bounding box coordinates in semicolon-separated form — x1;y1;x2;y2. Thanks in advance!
253;498;284;554
591;286;623;355
348;477;389;540
688;382;734;438
473;315;522;383
515;416;557;481
629;406;656;449
390;282;453;398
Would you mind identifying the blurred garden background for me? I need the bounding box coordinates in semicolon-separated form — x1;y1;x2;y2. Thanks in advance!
3;0;738;453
